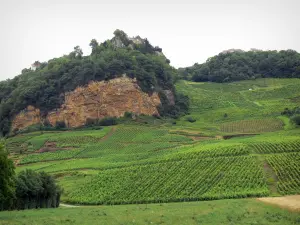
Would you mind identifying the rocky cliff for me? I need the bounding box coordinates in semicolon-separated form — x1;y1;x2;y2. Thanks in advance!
12;106;41;132
12;76;162;131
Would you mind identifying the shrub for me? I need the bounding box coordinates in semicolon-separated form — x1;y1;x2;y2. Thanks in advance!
124;112;133;118
55;121;66;129
85;118;98;126
291;115;300;125
186;117;196;123
99;117;117;126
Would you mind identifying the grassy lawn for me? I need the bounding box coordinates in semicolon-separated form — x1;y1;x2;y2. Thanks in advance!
0;199;300;225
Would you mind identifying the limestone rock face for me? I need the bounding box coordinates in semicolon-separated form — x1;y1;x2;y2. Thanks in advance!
12;77;162;130
12;105;41;131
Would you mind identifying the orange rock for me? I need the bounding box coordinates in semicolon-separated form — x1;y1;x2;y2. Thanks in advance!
12;77;162;130
12;106;41;131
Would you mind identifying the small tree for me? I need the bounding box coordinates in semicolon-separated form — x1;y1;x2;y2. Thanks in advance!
89;39;99;53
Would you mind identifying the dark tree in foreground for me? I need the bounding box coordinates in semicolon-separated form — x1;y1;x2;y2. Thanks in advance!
15;169;62;210
0;143;15;211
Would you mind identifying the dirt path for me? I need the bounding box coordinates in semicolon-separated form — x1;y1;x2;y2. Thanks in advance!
257;195;300;211
99;126;116;142
60;203;80;208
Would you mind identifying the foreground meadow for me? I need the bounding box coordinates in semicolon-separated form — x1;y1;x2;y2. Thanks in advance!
1;198;300;225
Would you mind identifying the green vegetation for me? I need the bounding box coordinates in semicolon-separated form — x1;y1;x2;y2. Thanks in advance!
4;78;299;207
220;119;284;133
0;199;299;225
0;30;188;137
179;49;300;82
266;153;300;195
1;78;299;220
0;143;61;211
175;78;300;134
62;156;267;205
0;143;15;210
14;170;61;210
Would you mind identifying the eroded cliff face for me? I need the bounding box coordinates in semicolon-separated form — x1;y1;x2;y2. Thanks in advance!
12;77;162;130
12;106;41;131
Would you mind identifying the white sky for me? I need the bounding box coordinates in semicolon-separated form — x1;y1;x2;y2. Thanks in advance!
0;0;299;81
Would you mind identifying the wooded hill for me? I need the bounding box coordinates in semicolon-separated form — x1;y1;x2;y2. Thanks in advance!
179;49;300;82
0;30;188;136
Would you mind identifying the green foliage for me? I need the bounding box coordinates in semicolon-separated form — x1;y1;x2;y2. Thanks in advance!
186;117;196;123
158;91;189;118
291;115;300;125
55;121;66;129
0;143;15;210
15;170;61;209
0;30;184;136
180;50;300;82
98;117;118;126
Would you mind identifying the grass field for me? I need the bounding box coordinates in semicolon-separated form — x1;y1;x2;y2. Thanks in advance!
0;198;299;225
2;78;300;222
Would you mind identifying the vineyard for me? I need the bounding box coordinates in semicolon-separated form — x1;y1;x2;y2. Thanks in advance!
63;156;268;205
6;78;300;206
220;119;284;133
266;153;300;195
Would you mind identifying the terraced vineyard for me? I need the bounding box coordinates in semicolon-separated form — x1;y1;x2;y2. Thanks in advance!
220;119;284;133
7;78;300;206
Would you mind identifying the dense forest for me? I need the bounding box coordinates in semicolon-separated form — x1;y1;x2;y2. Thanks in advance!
0;30;188;136
179;49;300;82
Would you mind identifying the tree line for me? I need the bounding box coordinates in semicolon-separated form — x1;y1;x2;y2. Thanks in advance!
0;143;61;211
179;49;300;82
0;30;189;136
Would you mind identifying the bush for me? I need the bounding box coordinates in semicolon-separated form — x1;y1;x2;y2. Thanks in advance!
55;121;66;129
124;112;133;118
98;117;118;126
186;117;196;123
85;118;98;126
291;115;300;125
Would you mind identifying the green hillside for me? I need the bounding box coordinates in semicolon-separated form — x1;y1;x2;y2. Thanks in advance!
0;30;188;137
5;78;300;206
175;78;300;133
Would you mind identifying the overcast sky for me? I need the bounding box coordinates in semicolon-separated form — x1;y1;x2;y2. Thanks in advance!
0;0;299;81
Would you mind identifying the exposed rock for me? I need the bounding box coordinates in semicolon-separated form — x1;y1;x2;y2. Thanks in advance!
163;90;175;105
12;77;162;130
12;105;41;131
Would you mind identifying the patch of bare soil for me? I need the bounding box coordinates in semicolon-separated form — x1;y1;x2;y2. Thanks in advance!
257;195;300;211
223;133;257;140
37;141;73;153
190;136;217;141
